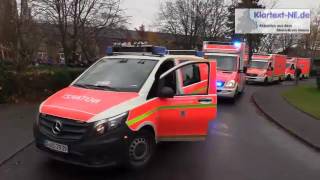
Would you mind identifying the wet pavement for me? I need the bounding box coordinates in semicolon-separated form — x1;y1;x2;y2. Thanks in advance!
1;85;320;180
0;104;38;164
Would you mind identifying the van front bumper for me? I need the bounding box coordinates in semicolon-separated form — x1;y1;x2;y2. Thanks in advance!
217;86;237;98
33;122;133;168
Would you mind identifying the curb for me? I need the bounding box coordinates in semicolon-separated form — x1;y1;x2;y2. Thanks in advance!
0;141;34;167
282;95;320;121
251;93;320;152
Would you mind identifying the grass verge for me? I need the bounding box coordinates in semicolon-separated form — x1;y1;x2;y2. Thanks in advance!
282;85;320;120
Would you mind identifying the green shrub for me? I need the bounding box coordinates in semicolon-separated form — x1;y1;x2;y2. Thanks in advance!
0;66;85;103
310;69;317;77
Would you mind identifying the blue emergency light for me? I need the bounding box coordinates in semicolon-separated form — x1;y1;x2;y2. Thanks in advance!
196;51;204;57
233;41;242;49
106;47;113;55
152;46;168;56
216;81;224;88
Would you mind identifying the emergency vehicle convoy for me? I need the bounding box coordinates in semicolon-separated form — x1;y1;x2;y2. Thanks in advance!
246;54;286;84
33;45;217;168
203;41;248;101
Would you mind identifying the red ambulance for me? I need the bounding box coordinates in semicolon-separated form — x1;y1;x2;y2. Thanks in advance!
285;57;311;80
33;46;217;168
246;54;286;84
285;58;297;80
203;41;247;101
297;57;311;79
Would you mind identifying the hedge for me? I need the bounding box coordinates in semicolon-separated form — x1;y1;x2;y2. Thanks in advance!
0;66;85;103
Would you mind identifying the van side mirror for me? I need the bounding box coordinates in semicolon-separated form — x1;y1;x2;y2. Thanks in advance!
158;86;175;98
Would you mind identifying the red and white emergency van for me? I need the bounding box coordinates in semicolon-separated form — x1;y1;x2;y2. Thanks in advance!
33;46;217;168
203;41;247;100
246;54;286;84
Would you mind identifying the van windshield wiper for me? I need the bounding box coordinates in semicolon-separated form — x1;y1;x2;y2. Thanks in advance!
74;83;119;91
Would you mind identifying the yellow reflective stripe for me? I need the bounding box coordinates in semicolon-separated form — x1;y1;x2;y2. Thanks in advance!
126;104;216;126
191;86;208;94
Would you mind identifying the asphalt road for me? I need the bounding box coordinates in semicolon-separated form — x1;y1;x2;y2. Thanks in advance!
1;85;320;180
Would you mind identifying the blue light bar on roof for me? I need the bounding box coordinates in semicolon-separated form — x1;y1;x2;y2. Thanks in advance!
152;46;168;56
196;51;204;57
106;47;113;55
167;50;204;57
106;45;167;56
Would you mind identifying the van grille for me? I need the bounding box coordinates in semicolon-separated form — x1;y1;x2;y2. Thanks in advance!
39;114;89;142
246;73;258;77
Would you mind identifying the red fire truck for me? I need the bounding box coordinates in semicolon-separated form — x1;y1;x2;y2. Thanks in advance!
203;41;247;101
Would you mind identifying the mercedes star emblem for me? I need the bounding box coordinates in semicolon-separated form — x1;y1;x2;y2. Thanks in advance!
52;121;63;135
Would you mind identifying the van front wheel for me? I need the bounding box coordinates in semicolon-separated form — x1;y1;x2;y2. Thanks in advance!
126;130;155;169
264;77;268;85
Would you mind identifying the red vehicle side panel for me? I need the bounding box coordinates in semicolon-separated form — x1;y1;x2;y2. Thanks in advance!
273;55;286;78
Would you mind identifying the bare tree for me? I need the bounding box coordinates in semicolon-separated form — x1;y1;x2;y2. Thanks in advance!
301;8;320;58
201;0;228;41
34;0;127;64
0;0;18;62
158;0;228;49
259;34;276;53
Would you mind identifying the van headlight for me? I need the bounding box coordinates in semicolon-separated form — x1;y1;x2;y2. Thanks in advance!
225;80;236;88
94;112;128;135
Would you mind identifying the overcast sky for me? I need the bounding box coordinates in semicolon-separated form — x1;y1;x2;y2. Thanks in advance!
122;0;320;30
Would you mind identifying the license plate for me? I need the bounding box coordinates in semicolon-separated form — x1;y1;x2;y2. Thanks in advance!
44;140;68;153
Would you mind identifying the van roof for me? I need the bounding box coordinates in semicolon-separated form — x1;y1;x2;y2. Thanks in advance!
102;54;206;61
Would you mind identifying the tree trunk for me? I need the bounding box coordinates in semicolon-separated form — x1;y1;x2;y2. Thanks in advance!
247;34;253;64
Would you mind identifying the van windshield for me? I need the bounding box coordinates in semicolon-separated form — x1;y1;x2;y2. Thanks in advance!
205;55;237;71
250;60;268;69
74;58;157;92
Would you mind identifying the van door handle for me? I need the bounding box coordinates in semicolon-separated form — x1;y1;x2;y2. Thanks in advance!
198;98;212;104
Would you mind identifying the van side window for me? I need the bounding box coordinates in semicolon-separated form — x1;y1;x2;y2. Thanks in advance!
147;60;175;99
181;64;201;86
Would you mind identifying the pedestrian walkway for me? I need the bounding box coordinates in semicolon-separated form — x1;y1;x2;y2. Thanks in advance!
0;104;39;164
252;81;320;150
